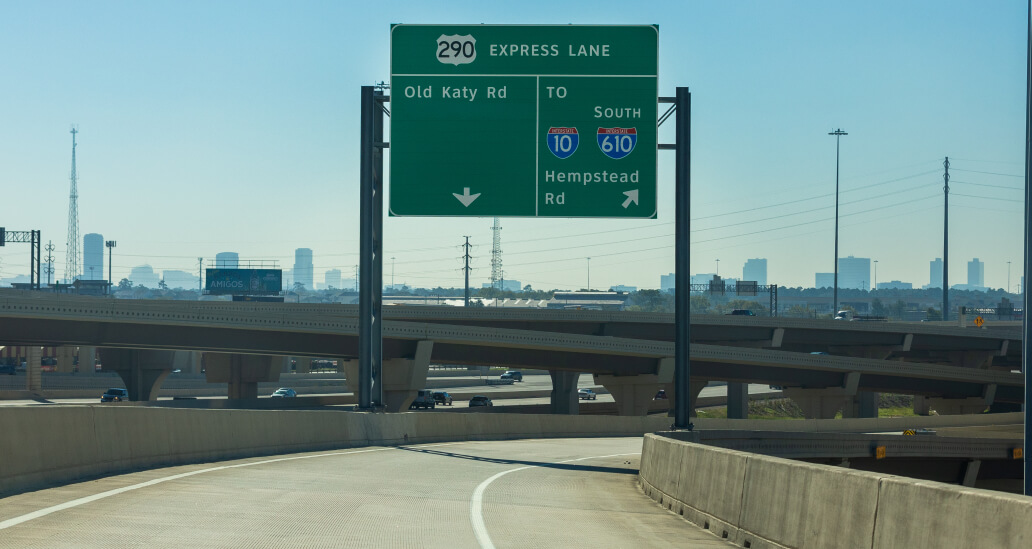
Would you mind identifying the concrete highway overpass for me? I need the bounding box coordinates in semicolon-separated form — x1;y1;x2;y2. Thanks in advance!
0;290;1022;416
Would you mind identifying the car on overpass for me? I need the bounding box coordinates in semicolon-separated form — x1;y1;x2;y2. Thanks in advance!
469;395;493;407
410;390;437;410
727;309;756;316
432;391;453;406
500;370;523;382
578;388;598;400
270;388;297;398
100;388;128;402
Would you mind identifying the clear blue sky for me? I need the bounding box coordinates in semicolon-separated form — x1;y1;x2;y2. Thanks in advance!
0;1;1026;291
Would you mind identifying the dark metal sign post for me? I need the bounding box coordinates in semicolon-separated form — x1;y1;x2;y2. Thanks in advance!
359;86;387;410
1023;0;1030;497
673;87;693;429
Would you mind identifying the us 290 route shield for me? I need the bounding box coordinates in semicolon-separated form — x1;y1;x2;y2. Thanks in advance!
389;24;658;218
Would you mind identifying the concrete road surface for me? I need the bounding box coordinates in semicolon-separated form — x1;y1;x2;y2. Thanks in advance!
0;437;732;548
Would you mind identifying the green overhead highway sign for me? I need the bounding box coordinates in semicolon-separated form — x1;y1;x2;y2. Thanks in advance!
389;24;658;218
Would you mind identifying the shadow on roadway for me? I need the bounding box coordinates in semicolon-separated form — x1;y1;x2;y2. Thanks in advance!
396;446;638;475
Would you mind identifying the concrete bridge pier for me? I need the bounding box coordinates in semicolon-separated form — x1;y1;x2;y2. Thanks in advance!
98;348;174;401
782;388;847;419
595;358;675;416
55;346;75;373
78;346;96;374
549;370;580;415
828;346;902;419
295;357;312;374
914;384;995;415
596;374;659;416
279;356;292;374
204;353;280;399
342;340;433;412
25;346;42;392
783;371;879;419
726;382;749;419
172;351;202;374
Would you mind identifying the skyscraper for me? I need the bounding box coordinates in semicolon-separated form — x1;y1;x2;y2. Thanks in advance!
967;258;985;288
293;248;313;290
128;265;160;288
83;233;104;280
928;258;944;289
325;268;342;290
838;256;871;290
660;273;675;293
215;251;239;269
742;258;767;286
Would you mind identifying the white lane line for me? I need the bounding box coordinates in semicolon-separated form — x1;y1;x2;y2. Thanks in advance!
0;442;460;531
469;452;639;549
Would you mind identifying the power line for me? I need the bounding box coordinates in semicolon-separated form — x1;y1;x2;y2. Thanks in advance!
949;168;1023;178
951;180;1023;191
693;168;940;221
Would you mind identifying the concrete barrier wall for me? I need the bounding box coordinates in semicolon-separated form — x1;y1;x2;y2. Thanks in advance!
0;406;669;497
639;433;1032;549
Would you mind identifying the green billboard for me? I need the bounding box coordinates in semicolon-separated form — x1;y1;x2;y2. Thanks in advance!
390;24;658;218
205;269;283;295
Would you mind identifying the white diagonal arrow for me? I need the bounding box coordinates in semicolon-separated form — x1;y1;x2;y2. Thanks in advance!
621;189;639;208
453;187;481;207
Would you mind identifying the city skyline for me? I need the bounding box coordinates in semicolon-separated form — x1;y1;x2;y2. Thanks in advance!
0;2;1026;292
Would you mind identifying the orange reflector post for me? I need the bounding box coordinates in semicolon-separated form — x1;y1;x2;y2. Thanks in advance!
1014;448;1023;460
875;446;886;459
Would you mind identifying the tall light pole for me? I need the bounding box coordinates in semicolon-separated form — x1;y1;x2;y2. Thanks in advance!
1008;260;1012;294
586;257;591;291
873;260;878;290
829;129;848;313
391;256;396;292
105;240;116;294
715;258;720;278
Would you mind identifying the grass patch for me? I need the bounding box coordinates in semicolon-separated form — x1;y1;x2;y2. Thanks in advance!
699;393;917;420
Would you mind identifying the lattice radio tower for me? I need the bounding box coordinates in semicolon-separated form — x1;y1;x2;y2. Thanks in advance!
490;217;503;290
64;127;81;283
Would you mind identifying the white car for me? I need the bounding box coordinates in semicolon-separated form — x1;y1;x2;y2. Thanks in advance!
578;388;598;400
271;388;297;398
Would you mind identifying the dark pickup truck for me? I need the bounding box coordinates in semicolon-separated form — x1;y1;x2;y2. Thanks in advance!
409;389;437;410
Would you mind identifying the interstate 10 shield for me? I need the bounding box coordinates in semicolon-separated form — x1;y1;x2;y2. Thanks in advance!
597;127;637;160
547;127;579;159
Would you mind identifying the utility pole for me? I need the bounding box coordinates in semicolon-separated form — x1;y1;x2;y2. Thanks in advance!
586;257;591;291
198;257;203;293
391;256;395;292
44;241;55;286
490;217;503;290
943;157;950;321
354;265;359;292
829;129;848;314
874;260;878;290
1008;260;1012;294
462;236;472;306
105;241;116;294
